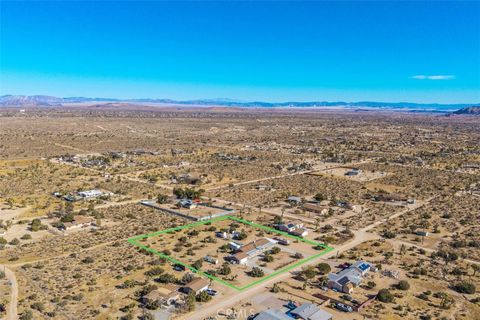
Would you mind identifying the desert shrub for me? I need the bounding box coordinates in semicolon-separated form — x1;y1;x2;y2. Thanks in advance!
316;263;331;275
453;281;476;294
249;267;265;277
396;280;410;291
196;290;212;302
377;289;394;303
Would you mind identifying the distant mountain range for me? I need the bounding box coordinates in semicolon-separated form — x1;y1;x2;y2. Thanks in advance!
452;106;480;115
0;94;478;113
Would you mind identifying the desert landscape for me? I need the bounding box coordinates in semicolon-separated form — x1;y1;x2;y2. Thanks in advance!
0;106;478;320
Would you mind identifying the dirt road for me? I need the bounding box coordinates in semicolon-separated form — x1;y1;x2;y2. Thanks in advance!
0;265;18;320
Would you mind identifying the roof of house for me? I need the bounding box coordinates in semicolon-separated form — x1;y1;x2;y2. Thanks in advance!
233;252;249;261
143;286;180;302
352;260;371;272
185;277;209;292
255;309;292;320
291;303;332;320
303;203;326;212
328;267;363;286
240;238;272;253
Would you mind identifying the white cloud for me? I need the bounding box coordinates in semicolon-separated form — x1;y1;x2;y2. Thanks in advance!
411;75;455;80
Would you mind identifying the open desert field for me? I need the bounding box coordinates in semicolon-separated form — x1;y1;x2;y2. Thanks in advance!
0;107;478;320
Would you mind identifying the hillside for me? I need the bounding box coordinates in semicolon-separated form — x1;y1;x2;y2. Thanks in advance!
453;106;480;115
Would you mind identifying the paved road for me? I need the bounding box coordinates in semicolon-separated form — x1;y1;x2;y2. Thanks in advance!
0;265;18;320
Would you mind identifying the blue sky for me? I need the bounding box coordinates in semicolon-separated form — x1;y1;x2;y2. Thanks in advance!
1;1;479;103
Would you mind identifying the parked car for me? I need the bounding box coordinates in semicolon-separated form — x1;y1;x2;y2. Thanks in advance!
206;289;218;296
274;237;290;246
335;303;353;312
173;264;186;271
337;262;351;269
341;294;353;301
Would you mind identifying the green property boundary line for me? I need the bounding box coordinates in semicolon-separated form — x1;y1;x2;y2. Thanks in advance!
127;215;334;292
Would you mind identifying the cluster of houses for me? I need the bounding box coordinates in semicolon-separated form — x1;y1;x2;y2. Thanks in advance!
254;302;332;320
327;260;372;294
227;238;276;265
275;221;309;237
53;189;112;202
142;277;210;308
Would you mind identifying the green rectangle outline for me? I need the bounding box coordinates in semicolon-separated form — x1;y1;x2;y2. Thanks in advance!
128;215;333;291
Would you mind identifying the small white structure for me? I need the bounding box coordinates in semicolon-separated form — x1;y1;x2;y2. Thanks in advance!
216;231;228;239
78;189;103;199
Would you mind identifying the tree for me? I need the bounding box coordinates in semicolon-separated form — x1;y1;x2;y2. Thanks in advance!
315;217;321;232
65;201;74;214
19;310;33;320
271;283;281;293
181;273;195;284
436;292;454;310
82;256;94;264
314;193;325;202
157;194;169;204
301;266;317;280
249;267;265;277
316;263;331;275
263;253;274;263
396;280;410;291
471;264;480;277
435;250;458;265
218;263;231;275
382;230;396;239
6;198;14;209
60;214;75;223
156;273;177;284
453;281;476;294
185;292;196;311
270;246;281;254
139;313;154;320
377;289;394;303
293;252;304;259
236;231;247;240
196;290;212;302
145;267;164;277
273;216;283;225
192;260;203;270
30;219;44;232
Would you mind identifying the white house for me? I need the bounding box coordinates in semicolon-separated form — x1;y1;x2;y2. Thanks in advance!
78;189;103;199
